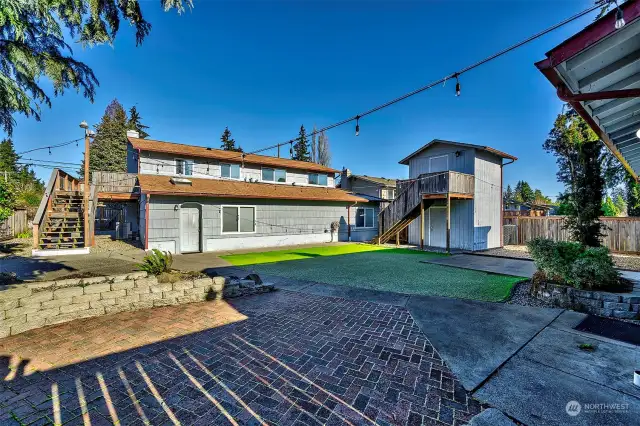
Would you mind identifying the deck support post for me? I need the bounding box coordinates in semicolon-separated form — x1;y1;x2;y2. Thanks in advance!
420;200;424;250
446;193;451;253
33;224;38;249
83;131;90;248
396;232;399;247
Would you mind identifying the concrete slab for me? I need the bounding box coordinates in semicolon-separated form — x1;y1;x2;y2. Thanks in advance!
518;326;640;398
467;408;516;426
406;295;562;391
421;254;536;277
474;355;640;426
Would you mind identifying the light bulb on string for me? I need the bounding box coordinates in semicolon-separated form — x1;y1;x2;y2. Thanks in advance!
289;141;293;158
48;147;51;155
615;2;625;29
455;74;461;97
355;116;360;136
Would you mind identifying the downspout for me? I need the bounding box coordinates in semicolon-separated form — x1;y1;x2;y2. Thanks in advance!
144;193;150;250
501;158;515;247
137;148;141;173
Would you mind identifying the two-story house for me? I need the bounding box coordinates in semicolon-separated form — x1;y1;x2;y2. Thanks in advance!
126;132;370;253
378;139;517;251
337;169;397;242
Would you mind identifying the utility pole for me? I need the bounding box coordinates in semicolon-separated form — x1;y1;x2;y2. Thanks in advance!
80;121;90;248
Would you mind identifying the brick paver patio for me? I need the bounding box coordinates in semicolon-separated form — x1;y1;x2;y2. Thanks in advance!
0;290;482;425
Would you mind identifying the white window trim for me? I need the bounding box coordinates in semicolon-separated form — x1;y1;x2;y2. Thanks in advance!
220;205;257;234
355;207;376;229
220;162;242;180
428;155;449;173
308;172;328;186
175;158;194;176
261;167;287;184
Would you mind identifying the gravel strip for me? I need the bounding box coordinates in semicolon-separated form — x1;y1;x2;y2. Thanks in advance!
506;280;556;308
479;245;640;271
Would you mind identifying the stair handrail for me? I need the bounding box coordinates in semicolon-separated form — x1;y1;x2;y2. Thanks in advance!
32;168;60;248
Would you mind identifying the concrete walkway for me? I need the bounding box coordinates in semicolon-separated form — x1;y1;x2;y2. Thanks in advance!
421;254;537;277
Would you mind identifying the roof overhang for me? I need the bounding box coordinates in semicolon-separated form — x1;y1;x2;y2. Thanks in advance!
398;139;517;165
536;0;640;181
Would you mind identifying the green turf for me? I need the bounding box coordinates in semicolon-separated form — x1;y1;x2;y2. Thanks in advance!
222;244;524;302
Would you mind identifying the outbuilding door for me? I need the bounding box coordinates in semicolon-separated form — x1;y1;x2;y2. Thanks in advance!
180;206;201;253
429;207;446;248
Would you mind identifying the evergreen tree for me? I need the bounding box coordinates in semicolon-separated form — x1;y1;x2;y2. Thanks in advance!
1;0;192;136
514;181;535;203
543;105;606;246
533;189;552;204
80;99;129;177
317;131;331;166
0;179;15;221
0;138;44;208
614;193;627;216
503;184;514;202
292;125;311;162
220;127;242;152
127;106;150;139
602;196;620;217
0;139;19;179
626;175;640;217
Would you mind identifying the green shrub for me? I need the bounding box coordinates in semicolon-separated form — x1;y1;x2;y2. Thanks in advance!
16;229;32;239
527;238;584;281
528;238;621;291
570;247;619;290
138;249;173;275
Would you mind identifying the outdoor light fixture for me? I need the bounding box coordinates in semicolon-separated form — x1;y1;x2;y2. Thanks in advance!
455;74;461;97
355;116;360;136
79;120;88;130
615;2;625;29
636;128;640;139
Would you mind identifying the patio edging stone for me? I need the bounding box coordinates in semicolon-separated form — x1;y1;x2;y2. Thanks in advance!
0;272;226;337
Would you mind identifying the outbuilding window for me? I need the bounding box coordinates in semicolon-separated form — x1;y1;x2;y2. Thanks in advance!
221;206;256;233
355;207;375;228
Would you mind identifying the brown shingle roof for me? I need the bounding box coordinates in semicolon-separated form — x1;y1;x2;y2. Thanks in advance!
129;137;339;174
138;175;367;203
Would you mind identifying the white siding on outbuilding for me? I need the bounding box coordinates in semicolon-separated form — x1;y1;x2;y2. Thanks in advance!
473;150;503;250
408;144;474;178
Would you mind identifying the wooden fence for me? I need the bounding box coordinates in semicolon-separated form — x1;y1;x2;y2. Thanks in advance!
505;216;640;253
0;209;28;238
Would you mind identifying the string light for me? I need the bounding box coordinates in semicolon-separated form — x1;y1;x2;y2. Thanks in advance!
289;141;293;158
454;74;461;97
48;147;51;155
355;116;360;136
615;1;625;29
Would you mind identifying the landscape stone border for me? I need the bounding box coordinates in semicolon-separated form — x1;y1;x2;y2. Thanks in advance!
533;281;639;320
0;272;227;338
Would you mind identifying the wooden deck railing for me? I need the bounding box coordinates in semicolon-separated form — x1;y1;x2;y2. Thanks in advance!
380;171;474;237
92;171;139;194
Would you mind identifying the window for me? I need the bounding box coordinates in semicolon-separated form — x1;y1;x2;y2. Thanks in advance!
175;159;193;176
221;163;240;179
221;206;255;233
355;208;375;228
382;188;395;199
262;168;287;183
309;173;328;186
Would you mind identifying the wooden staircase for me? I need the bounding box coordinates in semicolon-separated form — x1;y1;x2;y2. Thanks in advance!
33;169;98;254
38;191;85;249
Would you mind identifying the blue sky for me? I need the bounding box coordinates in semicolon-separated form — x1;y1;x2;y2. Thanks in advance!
9;0;601;198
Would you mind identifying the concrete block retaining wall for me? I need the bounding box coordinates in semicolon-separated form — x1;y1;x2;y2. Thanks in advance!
0;272;225;338
533;281;640;320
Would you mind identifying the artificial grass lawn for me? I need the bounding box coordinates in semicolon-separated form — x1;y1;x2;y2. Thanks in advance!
222;244;525;302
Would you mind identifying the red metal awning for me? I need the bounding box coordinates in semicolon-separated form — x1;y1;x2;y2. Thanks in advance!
536;0;640;181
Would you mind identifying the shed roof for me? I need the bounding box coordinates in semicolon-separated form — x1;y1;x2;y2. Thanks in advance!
129;137;340;174
138;174;367;203
398;139;517;165
352;175;397;187
535;0;640;180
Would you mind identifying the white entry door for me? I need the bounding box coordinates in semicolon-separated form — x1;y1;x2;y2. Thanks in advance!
180;207;200;253
429;207;446;248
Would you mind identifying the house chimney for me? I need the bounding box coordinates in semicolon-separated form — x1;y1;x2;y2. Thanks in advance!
341;168;352;190
127;130;140;138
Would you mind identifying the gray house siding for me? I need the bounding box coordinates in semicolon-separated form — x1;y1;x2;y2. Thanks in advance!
146;196;354;253
407;200;474;250
408;143;474;178
473;150;502;250
338;202;379;242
